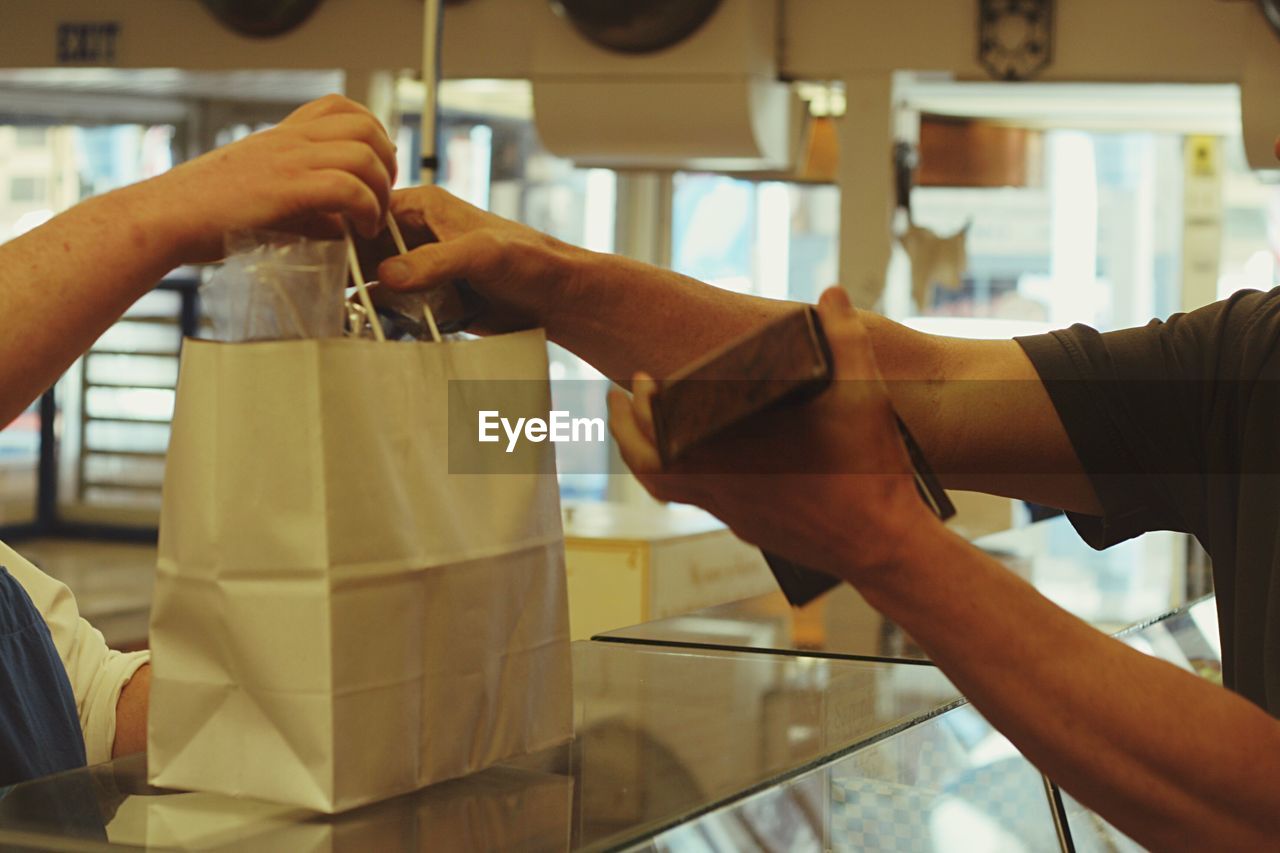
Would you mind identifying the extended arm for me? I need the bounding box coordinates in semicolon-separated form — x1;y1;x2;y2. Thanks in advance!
609;289;1280;851
381;187;1100;514
0;94;398;758
0;94;397;428
0;184;193;428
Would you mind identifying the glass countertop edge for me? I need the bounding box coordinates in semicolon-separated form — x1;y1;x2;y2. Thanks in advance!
587;634;941;666
592;591;1211;665
1109;593;1215;641
582;695;972;853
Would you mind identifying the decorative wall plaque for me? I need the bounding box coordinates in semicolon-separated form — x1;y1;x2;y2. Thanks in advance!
978;0;1053;81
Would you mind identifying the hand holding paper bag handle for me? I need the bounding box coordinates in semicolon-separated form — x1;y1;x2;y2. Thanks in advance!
0;94;398;430
350;211;487;337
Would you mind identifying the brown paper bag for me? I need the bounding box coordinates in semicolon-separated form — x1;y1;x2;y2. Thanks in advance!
147;330;572;813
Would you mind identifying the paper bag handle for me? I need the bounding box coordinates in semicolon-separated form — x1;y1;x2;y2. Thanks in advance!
342;214;445;344
385;213;443;343
343;221;386;343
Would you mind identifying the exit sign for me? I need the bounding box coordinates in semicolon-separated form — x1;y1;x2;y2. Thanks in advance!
57;22;121;64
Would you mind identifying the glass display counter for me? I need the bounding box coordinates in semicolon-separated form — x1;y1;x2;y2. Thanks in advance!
0;556;1222;851
0;642;960;851
595;518;1200;662
624;595;1222;853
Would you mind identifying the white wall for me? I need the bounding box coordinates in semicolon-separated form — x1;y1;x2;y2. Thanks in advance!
439;0;1278;84
781;0;1267;82
4;0;1277;312
0;0;422;71
2;1;1276;88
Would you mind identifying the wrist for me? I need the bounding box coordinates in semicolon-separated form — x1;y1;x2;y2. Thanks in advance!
836;493;952;594
541;240;606;340
105;175;199;270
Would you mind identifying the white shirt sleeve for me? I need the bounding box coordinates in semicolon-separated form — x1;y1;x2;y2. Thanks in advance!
0;540;149;765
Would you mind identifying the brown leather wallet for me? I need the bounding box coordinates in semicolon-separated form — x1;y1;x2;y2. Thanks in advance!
651;306;954;606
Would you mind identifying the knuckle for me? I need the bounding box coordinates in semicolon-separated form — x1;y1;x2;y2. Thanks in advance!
319;93;353;112
421;185;449;204
324;173;370;208
474;230;503;253
320;170;353;196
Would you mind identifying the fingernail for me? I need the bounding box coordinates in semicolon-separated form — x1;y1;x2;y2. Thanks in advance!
381;259;410;286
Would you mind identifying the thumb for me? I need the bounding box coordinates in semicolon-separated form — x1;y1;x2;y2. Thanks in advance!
378;231;493;291
816;286;880;381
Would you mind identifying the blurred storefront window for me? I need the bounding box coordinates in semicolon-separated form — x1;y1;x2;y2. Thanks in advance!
906;130;1185;333
671;174;840;304
1217;135;1280;300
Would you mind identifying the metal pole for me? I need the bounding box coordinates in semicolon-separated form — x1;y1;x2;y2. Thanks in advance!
1041;772;1078;853
36;389;57;532
421;0;443;184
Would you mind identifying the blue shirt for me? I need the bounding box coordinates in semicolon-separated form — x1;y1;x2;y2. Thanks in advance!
0;564;85;786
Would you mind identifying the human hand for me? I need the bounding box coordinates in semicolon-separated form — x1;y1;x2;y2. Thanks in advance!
372;186;591;334
608;286;943;585
143;94;396;264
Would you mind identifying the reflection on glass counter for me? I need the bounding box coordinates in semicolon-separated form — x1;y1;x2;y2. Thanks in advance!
597;517;1204;662
0;642;959;852
0;756;574;853
632;704;1061;853
0;597;1229;852
1115;594;1221;684
630;596;1225;853
1061;596;1222;853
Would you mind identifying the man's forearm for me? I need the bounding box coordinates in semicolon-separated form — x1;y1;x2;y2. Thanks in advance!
550;252;1101;512
0;182;186;427
859;525;1280;850
547;250;792;382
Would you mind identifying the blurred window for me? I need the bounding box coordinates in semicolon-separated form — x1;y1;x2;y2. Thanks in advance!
9;177;45;203
14;126;47;148
671;174;840;303
1217;135;1280;300
908;131;1184;332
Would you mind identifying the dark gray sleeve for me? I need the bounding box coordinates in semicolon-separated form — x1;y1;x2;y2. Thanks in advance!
1014;287;1280;549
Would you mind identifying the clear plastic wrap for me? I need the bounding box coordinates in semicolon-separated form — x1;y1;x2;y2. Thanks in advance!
201;231;347;342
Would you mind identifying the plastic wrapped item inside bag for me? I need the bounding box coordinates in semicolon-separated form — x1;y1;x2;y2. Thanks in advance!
344;300;470;343
342;283;477;342
374;280;486;336
201;231;347;342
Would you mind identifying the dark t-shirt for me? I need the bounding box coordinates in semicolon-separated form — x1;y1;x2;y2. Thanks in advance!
1015;286;1280;716
0;565;86;786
